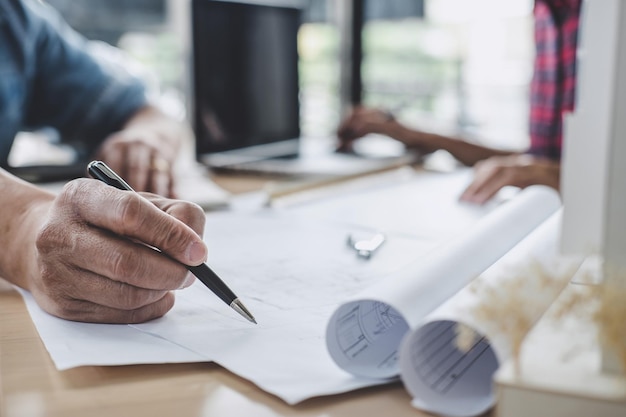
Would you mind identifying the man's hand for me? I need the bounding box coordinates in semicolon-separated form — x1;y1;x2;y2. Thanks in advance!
94;105;189;198
96;127;177;197
460;154;561;204
29;179;207;323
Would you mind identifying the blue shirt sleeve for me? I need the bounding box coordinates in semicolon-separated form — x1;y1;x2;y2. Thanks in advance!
21;0;148;155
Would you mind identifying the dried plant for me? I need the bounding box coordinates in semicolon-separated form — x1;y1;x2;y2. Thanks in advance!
454;322;479;353
547;262;626;374
456;256;626;378
594;281;626;373
456;259;578;376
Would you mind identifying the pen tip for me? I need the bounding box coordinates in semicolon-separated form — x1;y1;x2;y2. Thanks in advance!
230;299;257;324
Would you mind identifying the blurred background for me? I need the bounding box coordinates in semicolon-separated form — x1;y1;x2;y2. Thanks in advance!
41;0;534;156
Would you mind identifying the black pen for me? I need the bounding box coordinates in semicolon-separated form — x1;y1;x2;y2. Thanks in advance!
87;160;256;324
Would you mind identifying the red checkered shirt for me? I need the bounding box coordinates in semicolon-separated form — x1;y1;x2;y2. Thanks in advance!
528;0;581;160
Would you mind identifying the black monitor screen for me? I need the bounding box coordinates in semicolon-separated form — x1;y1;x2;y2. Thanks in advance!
192;0;301;156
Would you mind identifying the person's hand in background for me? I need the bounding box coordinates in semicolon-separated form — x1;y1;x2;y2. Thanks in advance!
460;154;560;204
336;106;515;172
337;106;398;151
95;105;191;198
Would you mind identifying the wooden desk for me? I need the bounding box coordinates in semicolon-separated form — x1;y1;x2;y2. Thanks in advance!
0;286;432;417
0;173;491;417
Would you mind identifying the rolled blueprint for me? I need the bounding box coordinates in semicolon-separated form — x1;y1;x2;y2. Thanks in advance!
326;185;563;380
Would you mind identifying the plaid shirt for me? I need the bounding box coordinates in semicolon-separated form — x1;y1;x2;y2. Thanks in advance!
528;0;581;160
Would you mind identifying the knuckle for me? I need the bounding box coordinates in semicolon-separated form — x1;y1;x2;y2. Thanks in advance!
474;160;488;172
127;292;175;323
35;222;61;254
33;272;60;307
109;249;142;280
181;201;204;222
43;295;82;321
487;165;504;178
170;201;206;235
117;285;149;310
114;193;146;236
37;182;92;253
58;179;92;211
160;220;189;252
35;223;80;260
59;178;86;200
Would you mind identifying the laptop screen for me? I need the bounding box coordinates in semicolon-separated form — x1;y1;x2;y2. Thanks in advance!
191;0;302;158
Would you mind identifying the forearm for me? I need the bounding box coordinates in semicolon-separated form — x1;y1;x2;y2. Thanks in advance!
421;132;514;166
0;169;54;289
385;122;515;166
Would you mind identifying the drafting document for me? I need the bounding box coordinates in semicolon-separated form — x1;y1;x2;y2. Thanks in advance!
20;173;556;405
19;169;498;403
325;187;562;380
19;209;476;402
399;211;584;417
131;211;455;402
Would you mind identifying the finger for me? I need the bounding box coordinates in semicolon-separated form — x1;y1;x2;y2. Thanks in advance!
149;165;171;197
98;140;126;180
125;144;152;192
55;267;173;310
461;172;509;204
39;291;176;324
168;173;178;199
147;195;206;238
68;226;192;290
336;119;358;142
36;214;192;291
62;179;208;266
335;141;355;153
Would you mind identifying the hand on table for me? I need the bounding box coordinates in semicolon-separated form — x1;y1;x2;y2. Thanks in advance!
460;154;560;204
336;106;438;155
93;105;189;198
95;128;177;198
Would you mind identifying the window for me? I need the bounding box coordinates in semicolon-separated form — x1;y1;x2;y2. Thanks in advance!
361;0;534;151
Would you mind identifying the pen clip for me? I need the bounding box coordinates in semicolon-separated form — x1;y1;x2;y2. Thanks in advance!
87;160;134;191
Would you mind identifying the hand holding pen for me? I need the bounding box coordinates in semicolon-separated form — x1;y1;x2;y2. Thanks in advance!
25;161;254;324
88;161;256;324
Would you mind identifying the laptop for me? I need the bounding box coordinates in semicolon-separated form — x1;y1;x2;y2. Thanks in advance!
191;0;418;178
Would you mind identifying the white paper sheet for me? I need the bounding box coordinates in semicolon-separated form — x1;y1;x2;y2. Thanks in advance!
131;211;443;403
21;200;488;403
282;168;502;239
18;290;209;367
19;170;551;405
19;210;430;402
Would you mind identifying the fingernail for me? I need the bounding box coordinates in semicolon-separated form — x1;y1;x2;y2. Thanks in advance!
186;241;208;265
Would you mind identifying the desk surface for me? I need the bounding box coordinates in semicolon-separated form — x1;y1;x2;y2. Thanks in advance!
0;172;492;417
